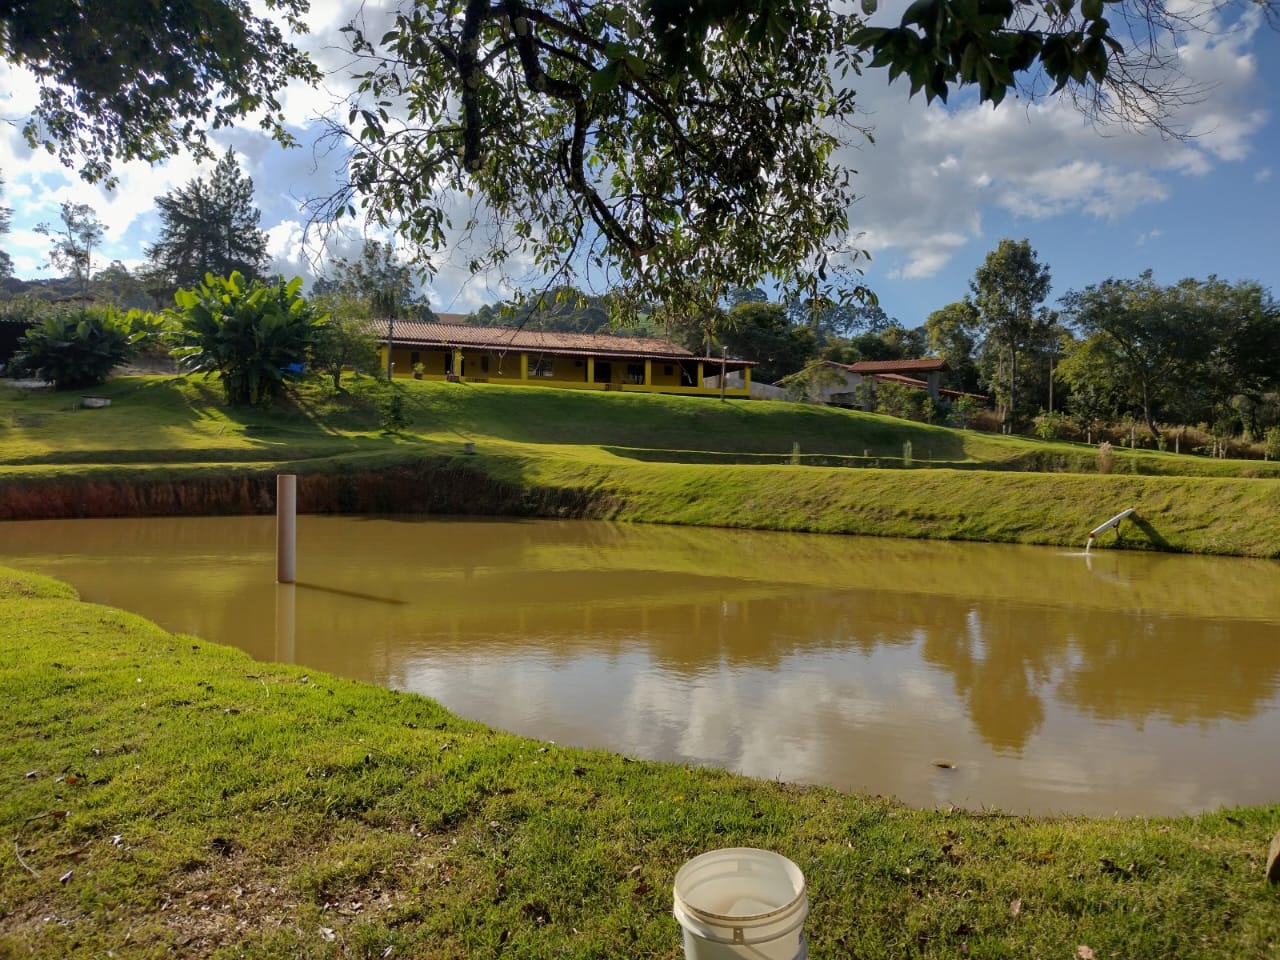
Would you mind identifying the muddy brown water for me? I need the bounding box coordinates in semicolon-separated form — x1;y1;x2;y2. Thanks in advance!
5;515;1279;815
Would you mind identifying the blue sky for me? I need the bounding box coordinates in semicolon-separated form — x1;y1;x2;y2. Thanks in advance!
1;1;1276;330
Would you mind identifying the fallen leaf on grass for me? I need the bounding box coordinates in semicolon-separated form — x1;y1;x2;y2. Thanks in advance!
1077;947;1096;959
521;902;551;925
933;760;956;770
1010;898;1023;917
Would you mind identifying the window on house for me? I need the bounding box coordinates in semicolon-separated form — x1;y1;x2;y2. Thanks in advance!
626;363;645;384
663;365;673;376
531;357;555;377
481;355;490;373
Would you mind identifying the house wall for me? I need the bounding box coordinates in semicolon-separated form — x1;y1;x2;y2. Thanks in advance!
377;345;750;397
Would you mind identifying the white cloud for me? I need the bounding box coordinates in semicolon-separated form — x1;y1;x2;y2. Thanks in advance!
833;0;1270;286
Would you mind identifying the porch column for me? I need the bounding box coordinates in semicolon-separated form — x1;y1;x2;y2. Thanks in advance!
520;353;529;381
644;358;652;386
697;361;704;388
587;356;595;384
453;348;464;378
743;367;751;393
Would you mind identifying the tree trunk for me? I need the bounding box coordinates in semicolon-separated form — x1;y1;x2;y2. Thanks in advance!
1140;381;1161;440
1008;344;1017;426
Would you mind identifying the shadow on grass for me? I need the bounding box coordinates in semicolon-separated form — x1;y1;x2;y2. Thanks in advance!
1128;515;1171;550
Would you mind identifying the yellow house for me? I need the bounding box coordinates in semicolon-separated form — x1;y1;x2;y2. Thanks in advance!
373;315;755;397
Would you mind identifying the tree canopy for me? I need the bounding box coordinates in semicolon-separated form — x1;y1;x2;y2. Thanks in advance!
324;0;862;321
0;0;319;184
314;241;427;322
969;238;1053;423
316;0;1276;316
1059;271;1280;439
4;0;1276;322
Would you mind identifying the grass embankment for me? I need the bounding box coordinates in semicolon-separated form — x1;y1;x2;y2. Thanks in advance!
2;567;1277;959
2;376;1280;555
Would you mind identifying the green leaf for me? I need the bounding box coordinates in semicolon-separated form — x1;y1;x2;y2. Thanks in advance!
901;0;937;27
622;54;647;79
590;60;623;95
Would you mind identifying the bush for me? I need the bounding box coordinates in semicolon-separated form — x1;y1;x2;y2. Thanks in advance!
1265;426;1280;461
1033;411;1067;440
168;273;321;405
8;307;133;389
873;381;932;423
948;395;982;429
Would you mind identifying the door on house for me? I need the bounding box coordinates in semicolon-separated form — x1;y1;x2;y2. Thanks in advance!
595;361;612;384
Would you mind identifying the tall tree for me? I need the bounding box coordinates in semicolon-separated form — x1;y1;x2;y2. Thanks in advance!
93;261;154;311
0;173;12;278
322;241;425;321
1056;333;1126;440
720;301;817;384
35;201;104;296
925;300;981;394
969;239;1053;424
147;149;269;298
0;1;318;185
1059;271;1214;439
318;241;429;380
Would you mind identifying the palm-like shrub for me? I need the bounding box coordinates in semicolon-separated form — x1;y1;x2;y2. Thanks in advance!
8;307;133;389
169;272;322;405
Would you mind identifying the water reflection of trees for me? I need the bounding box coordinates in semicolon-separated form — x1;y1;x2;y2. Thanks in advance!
1057;613;1280;725
298;579;1280;756
917;600;1280;751
14;516;1280;758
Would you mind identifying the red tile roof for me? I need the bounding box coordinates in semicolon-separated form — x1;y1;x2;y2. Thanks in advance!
373;319;751;364
846;358;950;374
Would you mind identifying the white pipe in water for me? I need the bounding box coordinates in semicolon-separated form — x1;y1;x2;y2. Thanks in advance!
1086;507;1136;551
276;474;297;583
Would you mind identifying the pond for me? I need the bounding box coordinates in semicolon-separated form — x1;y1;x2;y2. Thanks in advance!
5;515;1279;816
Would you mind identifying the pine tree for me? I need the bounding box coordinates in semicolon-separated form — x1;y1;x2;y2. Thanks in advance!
146;149;269;299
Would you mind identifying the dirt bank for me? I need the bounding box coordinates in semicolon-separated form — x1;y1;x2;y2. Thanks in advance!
0;459;604;522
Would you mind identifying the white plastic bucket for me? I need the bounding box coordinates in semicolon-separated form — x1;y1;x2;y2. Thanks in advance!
672;847;808;960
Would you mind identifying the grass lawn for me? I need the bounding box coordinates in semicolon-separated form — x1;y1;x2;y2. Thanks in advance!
2;567;1278;959
3;375;1277;555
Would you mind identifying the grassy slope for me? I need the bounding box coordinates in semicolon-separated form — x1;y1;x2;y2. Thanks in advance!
2;567;1277;960
2;376;1279;555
